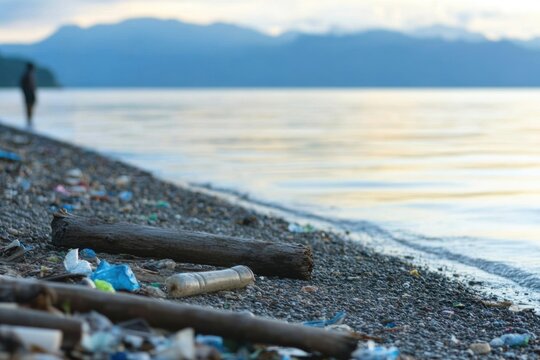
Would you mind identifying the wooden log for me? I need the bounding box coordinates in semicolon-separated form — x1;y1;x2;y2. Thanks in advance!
0;277;358;359
0;307;82;348
51;212;313;280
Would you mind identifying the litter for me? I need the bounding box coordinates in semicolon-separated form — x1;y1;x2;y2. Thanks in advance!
156;200;171;208
66;168;83;179
288;223;315;233
409;269;420;278
266;346;309;359
0;325;62;353
119;191;133;202
0;149;21;162
80;248;97;260
17;178;31;191
490;333;530;348
155;328;195;360
351;341;399;360
481;300;512;308
166;265;254;298
54;185;71;197
0;240;26;263
196;335;226;352
63;248;93;276
91;260;140;292
303;311;346;328
95;280;116;293
115;175;131;187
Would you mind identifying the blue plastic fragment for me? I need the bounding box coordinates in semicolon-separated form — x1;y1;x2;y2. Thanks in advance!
490;333;530;348
110;352;128;360
19;242;33;251
90;260;140;292
118;191;133;202
80;248;97;260
352;343;400;360
62;204;75;211
195;335;225;351
19;179;31;191
0;150;21;162
302;311;346;328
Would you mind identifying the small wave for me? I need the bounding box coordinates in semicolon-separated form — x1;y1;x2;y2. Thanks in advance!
193;182;540;292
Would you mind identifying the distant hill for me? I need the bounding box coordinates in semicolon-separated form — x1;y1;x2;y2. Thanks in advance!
407;25;487;42
0;53;59;87
2;18;540;87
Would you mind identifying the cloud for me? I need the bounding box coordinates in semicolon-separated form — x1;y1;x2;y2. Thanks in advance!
2;0;540;42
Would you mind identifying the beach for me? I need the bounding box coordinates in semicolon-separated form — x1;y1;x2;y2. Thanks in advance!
0;122;539;359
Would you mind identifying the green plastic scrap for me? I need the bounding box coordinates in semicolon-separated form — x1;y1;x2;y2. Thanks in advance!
156;200;170;208
95;279;116;293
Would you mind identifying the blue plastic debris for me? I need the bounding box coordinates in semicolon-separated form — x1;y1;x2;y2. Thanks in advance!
62;204;75;212
195;335;225;352
490;333;530;348
302;311;346;328
352;341;399;360
91;260;140;292
118;191;133;202
0;149;21;162
18;179;31;191
80;248;97;260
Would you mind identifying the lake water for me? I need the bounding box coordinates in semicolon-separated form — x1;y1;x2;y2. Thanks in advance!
1;88;539;306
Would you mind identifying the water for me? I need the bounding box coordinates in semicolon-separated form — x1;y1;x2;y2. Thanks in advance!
1;88;539;305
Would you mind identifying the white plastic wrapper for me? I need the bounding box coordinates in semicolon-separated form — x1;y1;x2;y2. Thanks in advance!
64;248;92;275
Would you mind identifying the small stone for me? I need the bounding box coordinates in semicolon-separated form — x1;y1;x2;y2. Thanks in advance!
156;259;176;270
7;228;19;236
115;175;131;187
301;285;319;293
145;285;166;298
120;204;133;213
469;342;491;355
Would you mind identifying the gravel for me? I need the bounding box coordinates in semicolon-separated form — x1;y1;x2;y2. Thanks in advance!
0;123;539;359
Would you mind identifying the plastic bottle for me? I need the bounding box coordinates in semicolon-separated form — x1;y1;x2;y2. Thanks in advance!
490;333;530;347
166;265;255;298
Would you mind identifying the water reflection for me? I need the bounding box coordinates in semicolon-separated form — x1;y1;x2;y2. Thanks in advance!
0;88;539;292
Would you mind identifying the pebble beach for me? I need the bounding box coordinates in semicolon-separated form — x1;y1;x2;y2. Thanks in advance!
0;122;539;359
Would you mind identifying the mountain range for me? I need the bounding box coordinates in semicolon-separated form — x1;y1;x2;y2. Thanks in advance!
2;18;540;87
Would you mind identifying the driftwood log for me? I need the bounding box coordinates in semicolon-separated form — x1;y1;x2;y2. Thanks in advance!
0;277;358;359
51;212;313;279
0;307;82;348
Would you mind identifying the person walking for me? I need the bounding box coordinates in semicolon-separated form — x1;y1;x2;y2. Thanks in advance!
20;62;37;127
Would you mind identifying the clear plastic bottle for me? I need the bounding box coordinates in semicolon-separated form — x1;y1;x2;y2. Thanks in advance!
166;265;255;297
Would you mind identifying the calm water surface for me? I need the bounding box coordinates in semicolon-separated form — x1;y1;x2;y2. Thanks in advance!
1;89;539;303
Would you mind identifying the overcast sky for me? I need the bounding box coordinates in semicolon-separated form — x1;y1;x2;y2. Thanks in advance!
2;0;540;43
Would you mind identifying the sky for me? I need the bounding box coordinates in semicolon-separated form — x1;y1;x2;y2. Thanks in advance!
2;0;540;43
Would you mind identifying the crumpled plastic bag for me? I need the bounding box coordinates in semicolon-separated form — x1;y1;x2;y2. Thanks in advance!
90;260;139;292
64;248;92;276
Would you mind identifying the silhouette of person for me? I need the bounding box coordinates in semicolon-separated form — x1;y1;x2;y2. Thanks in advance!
20;62;37;127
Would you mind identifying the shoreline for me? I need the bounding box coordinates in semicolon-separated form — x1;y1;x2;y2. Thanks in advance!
1;122;539;358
